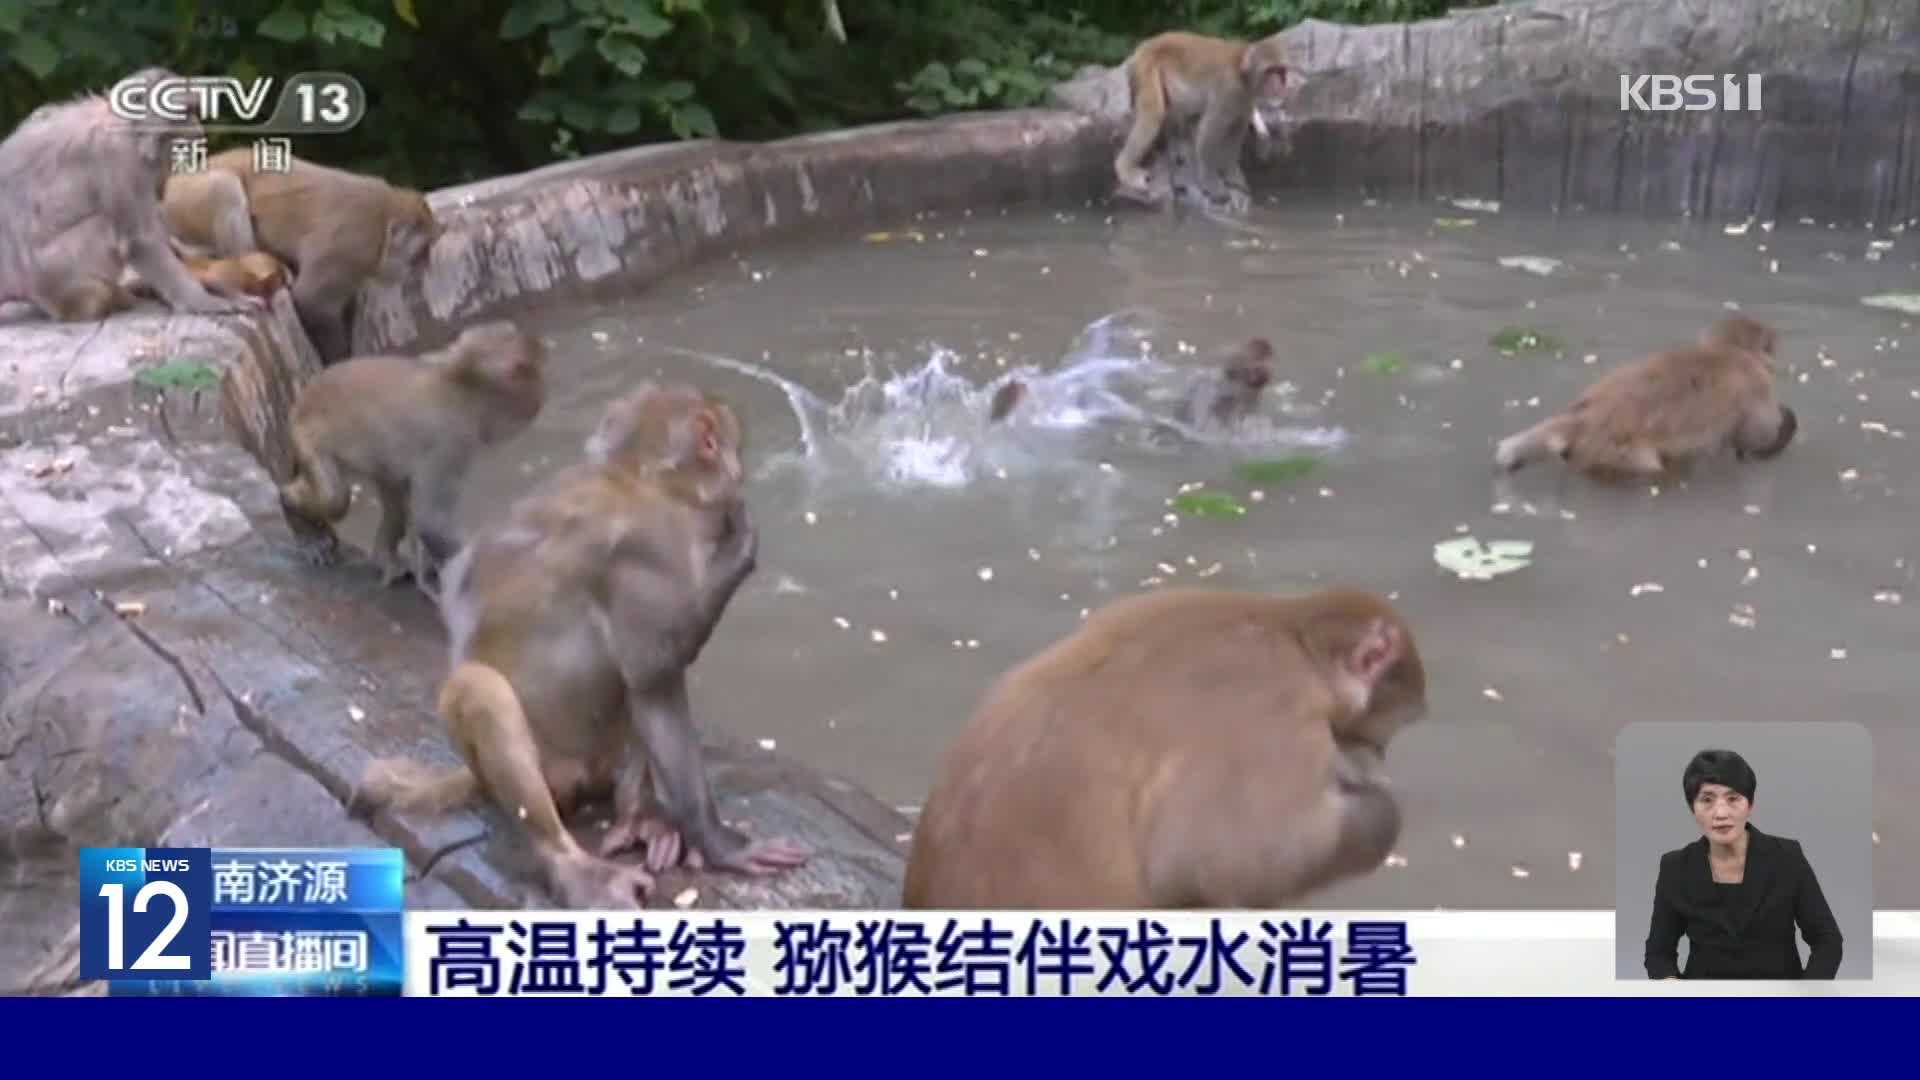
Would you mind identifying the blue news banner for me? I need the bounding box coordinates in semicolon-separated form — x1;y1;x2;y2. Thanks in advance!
78;847;406;996
77;846;1419;996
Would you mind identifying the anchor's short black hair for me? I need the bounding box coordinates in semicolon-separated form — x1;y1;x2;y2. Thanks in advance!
1683;749;1756;805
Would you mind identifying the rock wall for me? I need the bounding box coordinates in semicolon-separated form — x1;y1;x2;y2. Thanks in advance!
1054;0;1920;226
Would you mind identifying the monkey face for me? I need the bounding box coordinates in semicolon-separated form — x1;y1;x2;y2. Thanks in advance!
1690;782;1753;844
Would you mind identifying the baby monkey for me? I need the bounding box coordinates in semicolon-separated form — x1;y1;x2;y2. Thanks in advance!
1494;313;1797;480
903;586;1426;910
278;321;546;587
1178;336;1274;427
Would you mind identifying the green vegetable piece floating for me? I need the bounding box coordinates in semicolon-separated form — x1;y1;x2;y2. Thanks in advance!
135;359;222;393
1433;217;1478;229
1234;456;1318;485
1433;536;1535;581
1363;351;1406;375
1489;326;1565;354
1172;491;1248;519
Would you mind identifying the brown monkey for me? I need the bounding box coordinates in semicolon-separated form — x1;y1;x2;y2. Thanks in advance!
1179;337;1274;426
0;68;259;321
126;250;289;301
1113;32;1292;211
987;380;1028;424
1493;313;1798;480
185;251;289;298
357;382;811;908
162;147;439;363
278;320;545;587
902;586;1426;910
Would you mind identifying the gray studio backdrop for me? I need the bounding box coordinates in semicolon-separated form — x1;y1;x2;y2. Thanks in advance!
1613;720;1874;980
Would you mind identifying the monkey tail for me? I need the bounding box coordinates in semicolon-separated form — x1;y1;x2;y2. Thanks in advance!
356;756;478;816
288;437;350;520
1494;413;1577;472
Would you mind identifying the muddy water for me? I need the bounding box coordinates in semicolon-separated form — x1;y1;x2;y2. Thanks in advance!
444;197;1920;908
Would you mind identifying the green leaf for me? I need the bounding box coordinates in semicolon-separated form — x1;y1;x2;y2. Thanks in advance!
1233;456;1319;485
595;35;648;76
393;0;419;28
517;100;556;123
1172;490;1248;520
655;79;694;102
7;30;59;76
311;10;338;44
135;358;222;393
1433;536;1534;581
256;7;309;42
1862;293;1920;316
1489;326;1564;354
328;9;387;48
1433;216;1478;229
605;104;641;134
560;101;602;130
616;10;673;38
1362;351;1406;375
955;57;990;78
669;102;717;139
502;0;568;39
0;5;23;34
549;23;589;65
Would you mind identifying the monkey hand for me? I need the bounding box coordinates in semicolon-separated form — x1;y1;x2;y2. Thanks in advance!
685;823;811;877
599;815;685;873
716;499;758;576
548;850;656;909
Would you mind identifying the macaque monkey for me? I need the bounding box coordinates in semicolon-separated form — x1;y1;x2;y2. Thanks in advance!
1114;32;1292;211
903;586;1427;909
987;380;1028;424
185;251;289;298
357;383;811;908
1179;337;1274;426
1493;313;1798;480
0;68;259;321
163;147;439;363
126;250;289;301
278;321;546;587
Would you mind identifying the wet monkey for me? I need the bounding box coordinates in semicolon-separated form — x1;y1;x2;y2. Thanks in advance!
1179;336;1274;427
1113;32;1293;211
0;68;259;321
163;147;439;363
1494;312;1798;480
278;321;546;587
357;383;811;908
903;586;1427;910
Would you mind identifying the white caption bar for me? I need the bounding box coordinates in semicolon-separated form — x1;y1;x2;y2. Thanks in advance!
400;910;1920;997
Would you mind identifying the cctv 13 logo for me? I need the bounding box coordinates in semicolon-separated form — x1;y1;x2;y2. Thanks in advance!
80;848;214;981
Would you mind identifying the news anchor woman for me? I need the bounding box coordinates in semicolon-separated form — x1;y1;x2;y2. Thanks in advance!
1643;749;1844;979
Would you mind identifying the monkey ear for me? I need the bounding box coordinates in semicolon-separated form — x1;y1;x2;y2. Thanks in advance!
1345;618;1404;684
690;409;721;461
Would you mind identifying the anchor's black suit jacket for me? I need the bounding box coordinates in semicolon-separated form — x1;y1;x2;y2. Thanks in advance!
1644;824;1844;980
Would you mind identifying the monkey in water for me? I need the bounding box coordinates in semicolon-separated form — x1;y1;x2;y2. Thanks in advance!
903;586;1426;910
278;321;546;588
1493;313;1798;481
1176;336;1274;427
358;383;811;908
163;147;439;363
1113;32;1292;213
0;68;259;321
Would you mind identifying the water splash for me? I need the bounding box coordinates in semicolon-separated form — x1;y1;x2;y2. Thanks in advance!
669;309;1348;493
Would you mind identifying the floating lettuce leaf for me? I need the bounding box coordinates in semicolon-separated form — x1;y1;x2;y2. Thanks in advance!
1434;536;1535;580
1433;217;1479;229
1234;455;1319;485
1172;490;1248;519
1490;326;1565;354
135;358;221;393
1362;351;1406;375
1862;293;1920;316
1497;255;1562;276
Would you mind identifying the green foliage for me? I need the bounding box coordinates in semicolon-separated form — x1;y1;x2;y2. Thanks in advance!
0;0;1497;187
135;358;223;392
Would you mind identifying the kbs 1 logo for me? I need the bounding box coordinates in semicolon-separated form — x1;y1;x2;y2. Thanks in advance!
1619;74;1764;112
107;72;369;135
